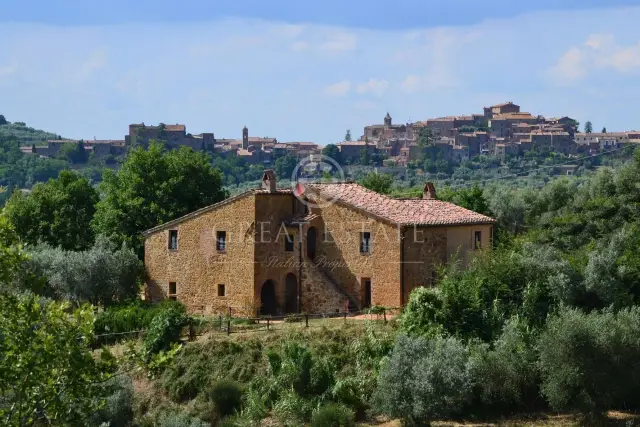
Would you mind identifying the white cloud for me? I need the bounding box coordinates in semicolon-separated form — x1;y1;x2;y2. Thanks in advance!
291;40;309;51
355;78;389;97
0;64;16;76
547;47;587;83
609;42;640;72
549;34;640;84
319;32;357;53
323;80;351;96
400;69;458;93
77;50;108;79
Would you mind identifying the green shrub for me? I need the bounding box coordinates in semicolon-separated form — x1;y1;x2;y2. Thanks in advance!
143;304;189;357
86;375;134;427
311;403;355;427
272;389;313;426
538;306;640;416
206;379;244;418
161;339;264;401
373;334;472;426
95;299;185;345
157;410;210;427
468;317;541;415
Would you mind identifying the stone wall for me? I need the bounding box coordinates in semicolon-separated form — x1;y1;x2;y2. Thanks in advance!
309;201;402;308
402;226;448;304
254;193;299;315
144;193;257;316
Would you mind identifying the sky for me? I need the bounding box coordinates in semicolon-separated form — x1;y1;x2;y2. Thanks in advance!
1;1;640;144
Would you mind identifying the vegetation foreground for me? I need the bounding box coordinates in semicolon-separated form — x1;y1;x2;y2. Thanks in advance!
4;144;640;426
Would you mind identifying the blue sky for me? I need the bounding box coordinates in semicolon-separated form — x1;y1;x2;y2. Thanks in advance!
1;1;640;144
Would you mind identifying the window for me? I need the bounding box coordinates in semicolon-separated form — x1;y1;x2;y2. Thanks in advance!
168;281;177;301
218;284;226;297
216;231;226;251
284;234;294;252
360;232;371;254
474;231;482;250
168;230;178;250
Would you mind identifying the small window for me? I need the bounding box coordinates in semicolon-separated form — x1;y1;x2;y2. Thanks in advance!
216;231;227;251
360;232;371;254
168;281;177;299
284;234;294;252
168;230;178;250
218;284;226;297
474;231;482;250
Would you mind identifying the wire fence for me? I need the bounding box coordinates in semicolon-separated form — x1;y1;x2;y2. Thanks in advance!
94;307;401;346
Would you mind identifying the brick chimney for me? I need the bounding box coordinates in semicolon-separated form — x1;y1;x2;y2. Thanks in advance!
261;169;277;193
423;182;437;200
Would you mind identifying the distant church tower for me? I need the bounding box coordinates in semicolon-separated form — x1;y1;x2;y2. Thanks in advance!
384;112;392;127
242;126;248;150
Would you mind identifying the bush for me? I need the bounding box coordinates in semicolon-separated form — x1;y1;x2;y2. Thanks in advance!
96;299;184;336
157;411;210;427
143;303;189;357
468;317;541;415
538;306;640;416
206;379;244;418
311;403;355;427
373;334;472;426
272;389;313;426
86;375;134;427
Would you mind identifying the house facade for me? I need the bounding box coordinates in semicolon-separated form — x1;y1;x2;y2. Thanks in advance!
143;171;495;316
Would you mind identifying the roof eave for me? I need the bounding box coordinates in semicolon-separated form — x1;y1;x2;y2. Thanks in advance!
141;190;255;237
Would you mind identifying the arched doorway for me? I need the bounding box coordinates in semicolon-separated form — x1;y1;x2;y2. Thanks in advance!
260;280;278;316
284;273;298;314
307;226;317;261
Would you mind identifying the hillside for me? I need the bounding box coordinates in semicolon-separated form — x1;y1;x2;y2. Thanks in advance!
0;117;62;145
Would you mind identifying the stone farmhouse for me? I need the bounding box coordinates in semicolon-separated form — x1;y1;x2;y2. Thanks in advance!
142;171;495;316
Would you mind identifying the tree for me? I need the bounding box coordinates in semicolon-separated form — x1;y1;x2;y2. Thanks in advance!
275;155;298;180
56;141;88;164
360;147;370;166
92;142;227;257
359;173;393;194
373;335;472;426
0;214;26;286
322;144;342;164
538;306;640;418
26;236;143;306
584;121;593;133
0;115;7;126
0;293;116;426
602;126;607;133
344;129;352;142
4;170;99;250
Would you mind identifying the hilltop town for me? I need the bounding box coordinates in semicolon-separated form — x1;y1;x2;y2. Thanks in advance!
16;101;640;171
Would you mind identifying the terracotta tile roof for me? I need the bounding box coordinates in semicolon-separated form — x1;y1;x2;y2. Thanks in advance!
305;183;495;226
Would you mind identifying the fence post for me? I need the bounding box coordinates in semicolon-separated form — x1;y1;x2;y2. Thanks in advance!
383;308;387;324
219;315;222;330
228;306;232;318
226;319;231;335
267;318;270;331
189;323;195;341
344;311;347;323
305;314;309;328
